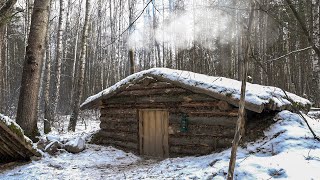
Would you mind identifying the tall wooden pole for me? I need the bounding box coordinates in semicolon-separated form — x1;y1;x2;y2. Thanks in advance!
227;1;255;179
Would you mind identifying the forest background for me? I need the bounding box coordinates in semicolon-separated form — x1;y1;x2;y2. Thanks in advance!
0;0;319;122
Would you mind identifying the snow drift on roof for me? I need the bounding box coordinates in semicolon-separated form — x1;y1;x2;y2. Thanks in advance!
80;68;311;113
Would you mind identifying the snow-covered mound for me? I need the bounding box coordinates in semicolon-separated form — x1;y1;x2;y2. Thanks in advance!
1;110;319;179
81;68;311;113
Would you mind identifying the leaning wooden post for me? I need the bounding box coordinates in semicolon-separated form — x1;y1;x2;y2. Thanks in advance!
227;2;255;179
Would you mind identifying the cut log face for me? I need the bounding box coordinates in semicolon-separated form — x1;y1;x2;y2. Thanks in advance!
0;114;41;163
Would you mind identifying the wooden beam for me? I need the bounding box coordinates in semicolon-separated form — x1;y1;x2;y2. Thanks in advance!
169;123;235;137
125;81;175;91
105;93;218;105
169;115;237;127
100;122;138;133
115;87;187;97
100;139;138;151
0;139;18;159
98;131;138;143
0;130;28;158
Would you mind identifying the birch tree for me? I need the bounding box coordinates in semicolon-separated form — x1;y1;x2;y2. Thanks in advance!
49;0;64;124
68;0;90;132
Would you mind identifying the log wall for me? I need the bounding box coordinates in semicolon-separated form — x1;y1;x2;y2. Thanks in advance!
94;78;240;157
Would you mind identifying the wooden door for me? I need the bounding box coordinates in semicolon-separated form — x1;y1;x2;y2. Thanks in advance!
139;110;169;158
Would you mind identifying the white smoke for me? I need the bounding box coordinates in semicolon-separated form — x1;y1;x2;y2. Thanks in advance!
128;2;235;50
155;8;234;50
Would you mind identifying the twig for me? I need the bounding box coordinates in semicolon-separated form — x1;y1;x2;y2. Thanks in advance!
265;46;312;62
152;0;161;14
104;0;153;47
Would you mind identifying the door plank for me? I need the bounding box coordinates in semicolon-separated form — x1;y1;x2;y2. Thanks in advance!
162;111;169;158
139;109;169;158
155;111;163;157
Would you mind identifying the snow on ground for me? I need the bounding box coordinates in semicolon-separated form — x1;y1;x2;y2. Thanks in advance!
1;110;320;179
38;110;101;141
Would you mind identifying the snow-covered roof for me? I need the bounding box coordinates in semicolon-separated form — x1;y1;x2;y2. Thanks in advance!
80;68;311;113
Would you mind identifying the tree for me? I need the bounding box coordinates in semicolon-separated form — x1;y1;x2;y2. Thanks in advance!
49;0;64;119
16;0;51;140
0;0;17;112
43;0;53;134
68;0;90;132
227;1;255;179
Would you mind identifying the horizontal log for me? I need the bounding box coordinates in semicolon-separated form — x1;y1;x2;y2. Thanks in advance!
104;93;217;104
216;138;233;148
172;106;237;113
169;145;214;155
169;115;238;127
98;131;138;143
115;88;187;97
100;139;138;151
169;134;234;144
180;101;220;107
187;111;238;117
101;108;137;115
169;136;218;147
104;103;170;109
125;81;175;91
169;123;235;137
100;117;138;123
101;113;137;118
100;122;138;133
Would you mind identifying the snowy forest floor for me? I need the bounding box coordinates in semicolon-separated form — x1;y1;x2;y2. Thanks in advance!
1;110;320;179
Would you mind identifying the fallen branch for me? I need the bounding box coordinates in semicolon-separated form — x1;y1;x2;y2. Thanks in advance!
281;89;320;141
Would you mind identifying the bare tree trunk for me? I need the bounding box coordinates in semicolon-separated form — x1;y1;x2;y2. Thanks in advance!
68;0;90;132
227;2;255;179
16;0;50;141
69;0;82;111
50;0;64;122
0;25;4;111
129;49;135;74
44;38;52;134
43;0;52;134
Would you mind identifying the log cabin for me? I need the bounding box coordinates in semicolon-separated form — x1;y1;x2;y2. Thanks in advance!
80;68;311;158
